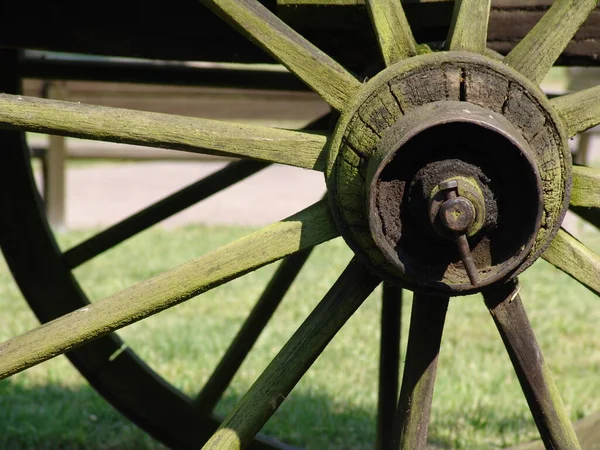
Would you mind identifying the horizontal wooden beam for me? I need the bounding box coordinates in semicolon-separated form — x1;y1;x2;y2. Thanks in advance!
2;1;599;69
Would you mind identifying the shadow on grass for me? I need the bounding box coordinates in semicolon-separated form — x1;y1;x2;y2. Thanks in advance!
1;377;542;449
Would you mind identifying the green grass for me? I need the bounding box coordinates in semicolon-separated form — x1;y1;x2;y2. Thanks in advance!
1;224;599;449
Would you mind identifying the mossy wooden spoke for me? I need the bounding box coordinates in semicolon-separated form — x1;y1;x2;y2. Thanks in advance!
446;0;491;53
365;0;419;67
484;281;581;449
376;283;403;450
570;166;600;208
202;259;381;450
194;249;313;413
392;294;449;450
200;0;361;111
542;228;600;296
552;85;600;138
64;160;269;269
0;200;339;380
0;94;329;171
503;0;598;85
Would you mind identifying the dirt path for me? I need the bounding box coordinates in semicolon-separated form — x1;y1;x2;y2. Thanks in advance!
47;161;326;230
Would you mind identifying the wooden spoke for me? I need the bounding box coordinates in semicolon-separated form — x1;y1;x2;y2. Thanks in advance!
483;281;581;449
0;200;339;380
376;283;403;450
202;258;381;450
446;0;491;53
503;0;597;85
552;85;600;138
542;228;600;296
570;165;600;208
392;293;449;450
64;160;268;268
194;249;313;413
200;0;361;112
365;0;419;67
0;93;329;171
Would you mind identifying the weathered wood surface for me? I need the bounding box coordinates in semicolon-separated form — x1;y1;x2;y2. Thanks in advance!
570;166;600;208
366;0;419;67
200;0;361;111
552;86;600;138
2;1;599;67
484;282;581;450
0;94;329;171
446;0;491;53
542;228;600;295
376;283;403;450
392;294;449;450
0;200;339;380
202;258;381;450
503;0;598;84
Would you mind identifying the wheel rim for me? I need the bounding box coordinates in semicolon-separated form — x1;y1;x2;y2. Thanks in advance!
1;1;600;449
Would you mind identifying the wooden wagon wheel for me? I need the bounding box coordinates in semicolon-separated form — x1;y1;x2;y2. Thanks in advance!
1;1;600;449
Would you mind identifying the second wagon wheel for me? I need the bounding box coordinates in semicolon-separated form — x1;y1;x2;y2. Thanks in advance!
1;0;600;448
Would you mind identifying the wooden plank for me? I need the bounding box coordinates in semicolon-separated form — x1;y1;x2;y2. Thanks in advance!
503;0;598;84
365;0;419;67
0;93;329;171
202;258;381;449
43;82;67;230
201;0;361;111
551;85;600;138
376;283;403;450
484;282;581;449
392;294;449;450
447;0;491;53
0;200;340;380
542;228;600;295
570;166;600;208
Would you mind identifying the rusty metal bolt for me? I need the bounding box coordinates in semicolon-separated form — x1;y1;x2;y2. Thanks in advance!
438;197;476;233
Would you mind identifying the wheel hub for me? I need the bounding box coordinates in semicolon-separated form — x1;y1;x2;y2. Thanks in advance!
327;52;571;295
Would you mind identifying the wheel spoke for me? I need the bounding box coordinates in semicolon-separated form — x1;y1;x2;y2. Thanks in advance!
194;248;313;413
376;283;403;450
551;85;600;138
0;199;339;380
365;0;419;67
64;160;268;268
542;228;600;295
570;165;600;208
503;0;597;85
0;93;329;171
446;0;491;53
200;0;361;112
483;281;581;449
201;258;381;450
392;293;449;450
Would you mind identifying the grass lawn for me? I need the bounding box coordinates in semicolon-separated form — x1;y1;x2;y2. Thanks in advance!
1;223;599;449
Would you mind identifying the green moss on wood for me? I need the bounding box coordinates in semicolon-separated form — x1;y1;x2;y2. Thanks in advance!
551;85;600;138
503;0;598;84
446;0;491;53
0;200;339;380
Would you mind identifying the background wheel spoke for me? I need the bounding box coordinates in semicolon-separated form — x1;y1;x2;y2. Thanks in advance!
194;249;313;413
446;0;491;53
201;258;381;450
570;165;600;208
0;94;329;170
392;293;449;450
503;0;597;85
0;200;339;380
64;160;268;268
542;228;600;295
365;0;419;67
483;281;580;449
200;0;361;111
552;85;600;138
376;283;403;450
